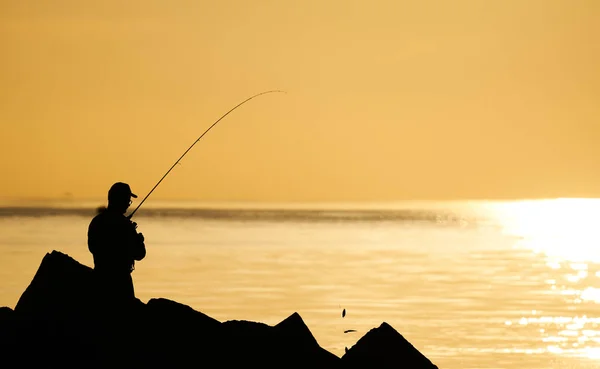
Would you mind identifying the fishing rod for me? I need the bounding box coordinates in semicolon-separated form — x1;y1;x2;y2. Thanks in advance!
127;89;285;219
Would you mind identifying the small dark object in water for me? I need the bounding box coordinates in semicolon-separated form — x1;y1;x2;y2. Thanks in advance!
342;308;346;318
344;330;356;333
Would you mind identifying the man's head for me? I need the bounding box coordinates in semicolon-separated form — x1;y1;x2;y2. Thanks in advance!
107;182;137;213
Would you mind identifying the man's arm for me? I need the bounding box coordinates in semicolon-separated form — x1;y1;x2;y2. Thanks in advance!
125;220;146;261
87;216;100;255
131;232;146;261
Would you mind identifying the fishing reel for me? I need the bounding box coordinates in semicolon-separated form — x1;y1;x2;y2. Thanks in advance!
129;219;144;242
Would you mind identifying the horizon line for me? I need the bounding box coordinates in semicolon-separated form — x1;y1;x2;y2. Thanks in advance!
0;197;598;210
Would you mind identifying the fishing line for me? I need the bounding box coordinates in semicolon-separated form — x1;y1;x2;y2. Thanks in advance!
128;90;285;219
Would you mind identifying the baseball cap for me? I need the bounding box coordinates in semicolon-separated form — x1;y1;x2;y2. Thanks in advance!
108;182;138;200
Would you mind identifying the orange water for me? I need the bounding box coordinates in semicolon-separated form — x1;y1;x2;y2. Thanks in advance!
2;199;600;368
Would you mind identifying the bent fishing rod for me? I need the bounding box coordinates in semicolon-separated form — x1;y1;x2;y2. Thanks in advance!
127;89;285;220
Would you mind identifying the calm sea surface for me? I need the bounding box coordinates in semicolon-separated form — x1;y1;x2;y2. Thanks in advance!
1;199;600;369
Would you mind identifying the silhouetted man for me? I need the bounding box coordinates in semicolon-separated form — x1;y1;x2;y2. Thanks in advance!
88;182;146;304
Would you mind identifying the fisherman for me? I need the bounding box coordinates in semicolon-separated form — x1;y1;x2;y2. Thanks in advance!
88;182;146;304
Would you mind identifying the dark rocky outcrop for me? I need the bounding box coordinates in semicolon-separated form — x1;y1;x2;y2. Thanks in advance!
342;322;439;368
0;306;12;323
1;250;438;368
0;307;13;352
15;250;96;318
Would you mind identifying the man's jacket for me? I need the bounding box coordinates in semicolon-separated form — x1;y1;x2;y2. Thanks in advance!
88;209;146;274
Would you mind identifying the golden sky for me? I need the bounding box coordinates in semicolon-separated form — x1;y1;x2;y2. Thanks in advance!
1;0;598;202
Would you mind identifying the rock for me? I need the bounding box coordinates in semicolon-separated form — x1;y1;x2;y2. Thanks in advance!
274;312;319;347
221;320;277;365
9;251;102;368
1;250;439;368
14;250;95;319
139;298;223;367
146;297;220;325
0;307;14;349
0;306;12;323
273;312;341;368
342;322;438;368
218;315;341;368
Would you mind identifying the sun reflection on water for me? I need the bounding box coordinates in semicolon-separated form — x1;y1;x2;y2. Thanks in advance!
490;198;600;360
493;198;600;262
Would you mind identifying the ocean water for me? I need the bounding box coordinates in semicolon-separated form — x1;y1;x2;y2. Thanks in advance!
1;199;600;369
